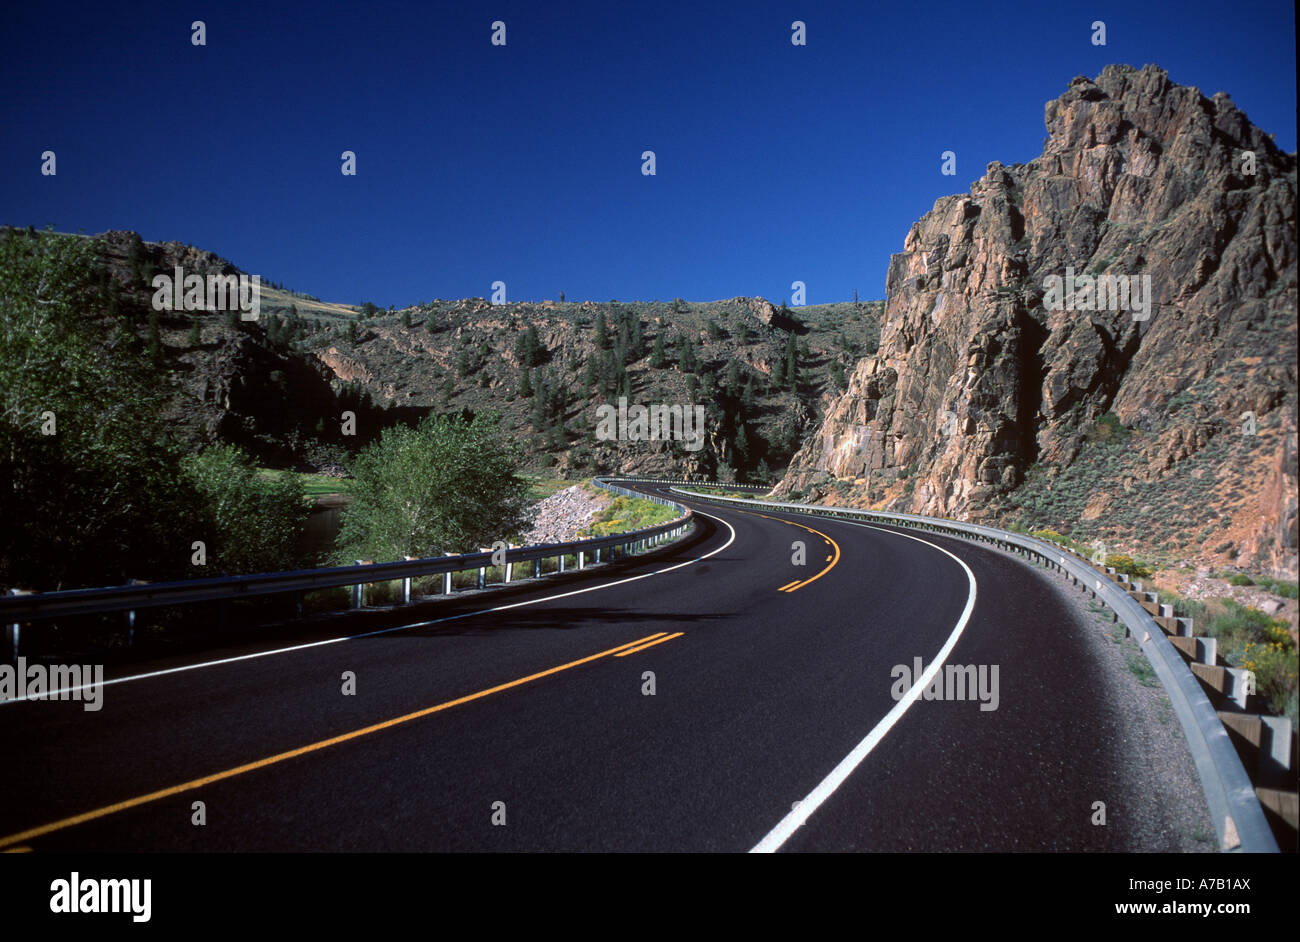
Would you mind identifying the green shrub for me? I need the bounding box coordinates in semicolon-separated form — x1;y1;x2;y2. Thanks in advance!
1106;554;1152;579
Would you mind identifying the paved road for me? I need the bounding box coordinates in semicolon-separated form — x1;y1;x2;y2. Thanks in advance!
0;482;1162;851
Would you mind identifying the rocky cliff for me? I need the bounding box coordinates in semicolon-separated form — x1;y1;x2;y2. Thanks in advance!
780;65;1297;577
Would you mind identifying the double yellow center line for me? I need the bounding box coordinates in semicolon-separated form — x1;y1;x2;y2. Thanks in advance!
745;512;841;593
0;630;682;850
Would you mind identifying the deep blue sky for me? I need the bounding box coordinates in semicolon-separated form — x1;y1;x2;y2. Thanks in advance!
2;0;1294;308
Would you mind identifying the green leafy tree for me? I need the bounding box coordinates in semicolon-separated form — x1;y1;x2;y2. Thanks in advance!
335;412;533;560
0;229;199;589
181;446;310;573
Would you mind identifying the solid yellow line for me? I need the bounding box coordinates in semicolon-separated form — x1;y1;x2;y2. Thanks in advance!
0;632;668;850
613;632;684;657
776;580;802;592
1;846;31;853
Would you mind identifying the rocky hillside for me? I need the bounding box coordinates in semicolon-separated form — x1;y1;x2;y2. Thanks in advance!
778;65;1297;577
301;295;880;480
54;229;881;482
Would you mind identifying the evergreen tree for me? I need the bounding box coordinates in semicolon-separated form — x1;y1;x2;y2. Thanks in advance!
677;337;693;372
649;332;666;368
630;316;643;359
147;308;163;370
594;311;609;350
734;424;750;468
726;359;741;393
188;317;201;347
519;368;533;398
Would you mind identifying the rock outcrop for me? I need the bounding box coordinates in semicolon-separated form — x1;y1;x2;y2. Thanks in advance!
780;65;1297;576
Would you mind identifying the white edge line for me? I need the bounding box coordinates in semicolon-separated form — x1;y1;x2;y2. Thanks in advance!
0;506;736;706
749;519;978;853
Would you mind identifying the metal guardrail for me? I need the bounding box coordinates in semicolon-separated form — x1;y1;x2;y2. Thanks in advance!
0;478;692;625
612;478;1278;854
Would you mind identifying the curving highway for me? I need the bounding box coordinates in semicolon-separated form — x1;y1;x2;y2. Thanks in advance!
0;481;1208;851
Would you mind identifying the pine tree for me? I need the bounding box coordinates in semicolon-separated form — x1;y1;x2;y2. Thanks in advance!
147;309;163;370
726;359;741;393
519;368;534;398
630;316;643;359
734;424;750;468
677;337;696;372
650;332;666;368
188;317;201;347
594;311;609;350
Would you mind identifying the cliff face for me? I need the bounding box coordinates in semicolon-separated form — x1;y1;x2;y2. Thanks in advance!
780;65;1298;576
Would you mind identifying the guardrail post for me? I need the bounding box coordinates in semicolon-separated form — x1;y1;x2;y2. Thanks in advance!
504;548;512;584
402;556;415;603
578;550;585;570
353;560;368;609
534;558;541;578
1196;636;1217;665
6;588;27;661
1261;717;1293;786
559;553;566;573
1224;668;1253;710
124;578;151;647
478;551;487;590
